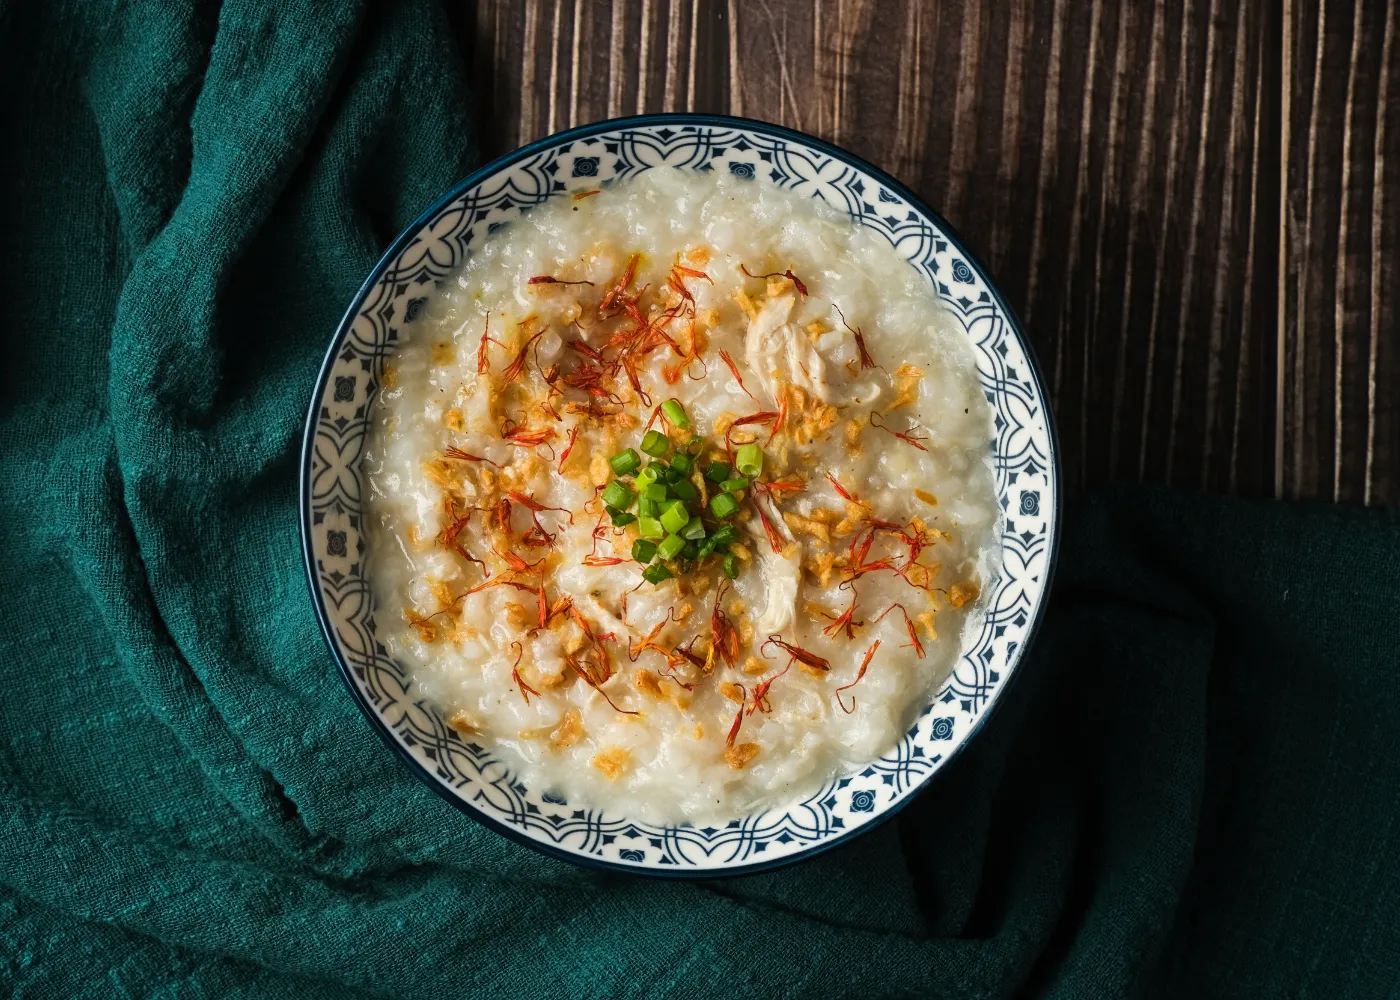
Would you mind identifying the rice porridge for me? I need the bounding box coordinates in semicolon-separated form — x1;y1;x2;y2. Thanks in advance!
364;168;999;824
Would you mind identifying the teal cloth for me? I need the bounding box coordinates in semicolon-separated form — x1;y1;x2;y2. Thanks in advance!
3;3;1399;997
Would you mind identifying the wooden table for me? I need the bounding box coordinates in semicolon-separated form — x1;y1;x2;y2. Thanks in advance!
458;0;1397;503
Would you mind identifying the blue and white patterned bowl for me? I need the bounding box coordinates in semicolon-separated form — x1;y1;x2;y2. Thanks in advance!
300;114;1060;876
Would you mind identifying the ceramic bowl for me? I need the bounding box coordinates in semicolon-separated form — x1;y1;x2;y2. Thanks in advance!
300;114;1059;876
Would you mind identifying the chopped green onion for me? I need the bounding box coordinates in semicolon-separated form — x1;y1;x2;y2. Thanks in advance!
634;466;658;491
670;453;693;475
681;540;700;561
670;479;699;501
687;435;706;455
662;466;683;484
631;539;658;563
610;448;641;476
697;535;721;558
720;477;749;494
600;481;635;510
608;507;637;527
661;398;690;429
681;517;707;540
660;501;689;534
638;497;658;517
642;563;673;585
640;430;669;457
658;533;686;560
710;523;738;546
643;483;668;503
705;461;733;483
709;492;740;519
723;552;739;579
637;516;665;540
734;443;763;478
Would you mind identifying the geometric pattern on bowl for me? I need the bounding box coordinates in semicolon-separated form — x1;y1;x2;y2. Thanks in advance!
300;114;1059;875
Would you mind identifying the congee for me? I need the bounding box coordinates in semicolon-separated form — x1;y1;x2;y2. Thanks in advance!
364;168;999;824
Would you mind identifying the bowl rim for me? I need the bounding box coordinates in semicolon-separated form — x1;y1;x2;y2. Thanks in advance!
299;112;1062;879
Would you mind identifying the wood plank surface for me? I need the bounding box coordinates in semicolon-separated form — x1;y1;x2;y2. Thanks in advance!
457;0;1398;504
1283;0;1399;503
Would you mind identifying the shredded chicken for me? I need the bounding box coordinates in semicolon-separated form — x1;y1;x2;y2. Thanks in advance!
783;317;830;400
743;294;835;404
750;493;801;634
744;294;877;405
743;293;791;403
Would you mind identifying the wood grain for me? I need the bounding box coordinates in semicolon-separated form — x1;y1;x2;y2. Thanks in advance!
460;0;1397;504
1283;0;1399;503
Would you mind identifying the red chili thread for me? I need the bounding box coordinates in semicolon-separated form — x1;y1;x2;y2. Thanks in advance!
444;447;501;468
747;662;791;716
835;640;881;714
477;315;503;375
528;275;594;286
510;643;540;705
710;583;739;668
501;329;545;384
825;471;870;507
833;304;877;371
739;263;808;296
761;635;831;672
565;653;638;715
724;410;780;460
753;477;806;498
558;425;581;472
767;394;788;445
717;350;757;402
569;339;607;362
499;417;557;450
726;684;748;748
599;253;639;314
820;586;863;640
868;410;929;451
505;490;575;526
873;603;925;658
753;498;784;553
494;546;542;573
441;500;488;577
